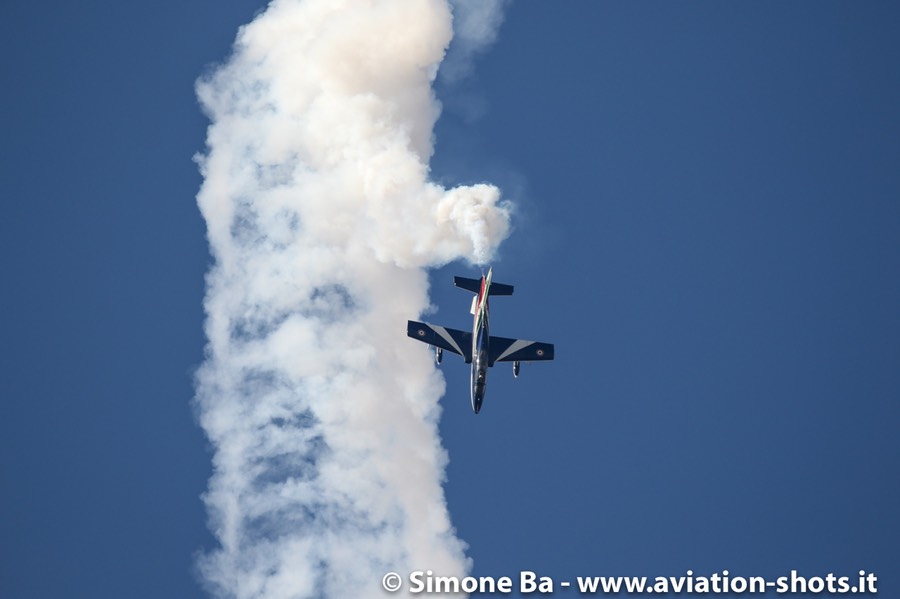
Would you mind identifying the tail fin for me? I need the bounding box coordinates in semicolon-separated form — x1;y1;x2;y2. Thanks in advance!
454;276;514;296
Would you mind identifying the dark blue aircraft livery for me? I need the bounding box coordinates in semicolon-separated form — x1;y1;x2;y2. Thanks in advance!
407;268;555;413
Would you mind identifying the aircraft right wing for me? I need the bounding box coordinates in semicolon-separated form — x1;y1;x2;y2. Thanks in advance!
488;336;555;366
407;321;473;363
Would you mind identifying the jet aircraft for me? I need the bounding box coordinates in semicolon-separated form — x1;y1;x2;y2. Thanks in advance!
407;268;554;413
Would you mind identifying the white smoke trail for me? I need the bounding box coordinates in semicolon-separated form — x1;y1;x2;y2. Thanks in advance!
441;0;510;83
193;1;510;597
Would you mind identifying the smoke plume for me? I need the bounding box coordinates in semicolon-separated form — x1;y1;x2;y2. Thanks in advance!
193;1;510;597
441;0;510;83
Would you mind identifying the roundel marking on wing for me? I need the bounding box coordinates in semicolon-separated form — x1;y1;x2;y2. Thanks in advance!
418;329;426;336
536;348;544;357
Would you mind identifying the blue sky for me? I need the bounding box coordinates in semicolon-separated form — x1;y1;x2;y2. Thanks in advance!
2;2;899;598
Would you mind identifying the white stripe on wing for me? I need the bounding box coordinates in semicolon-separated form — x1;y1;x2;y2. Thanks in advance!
494;339;534;362
430;325;464;356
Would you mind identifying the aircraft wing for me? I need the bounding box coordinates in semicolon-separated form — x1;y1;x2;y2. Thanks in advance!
407;321;473;363
488;335;554;365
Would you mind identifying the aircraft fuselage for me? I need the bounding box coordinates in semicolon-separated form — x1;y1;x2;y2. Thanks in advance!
470;271;492;413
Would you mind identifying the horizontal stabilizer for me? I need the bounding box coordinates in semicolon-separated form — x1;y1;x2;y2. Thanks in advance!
488;335;554;366
454;276;514;296
407;321;473;363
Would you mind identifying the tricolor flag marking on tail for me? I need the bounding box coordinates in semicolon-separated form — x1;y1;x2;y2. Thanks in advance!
474;267;492;332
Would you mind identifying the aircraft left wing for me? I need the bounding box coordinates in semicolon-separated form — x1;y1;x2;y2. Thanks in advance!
488;335;555;366
407;321;473;363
